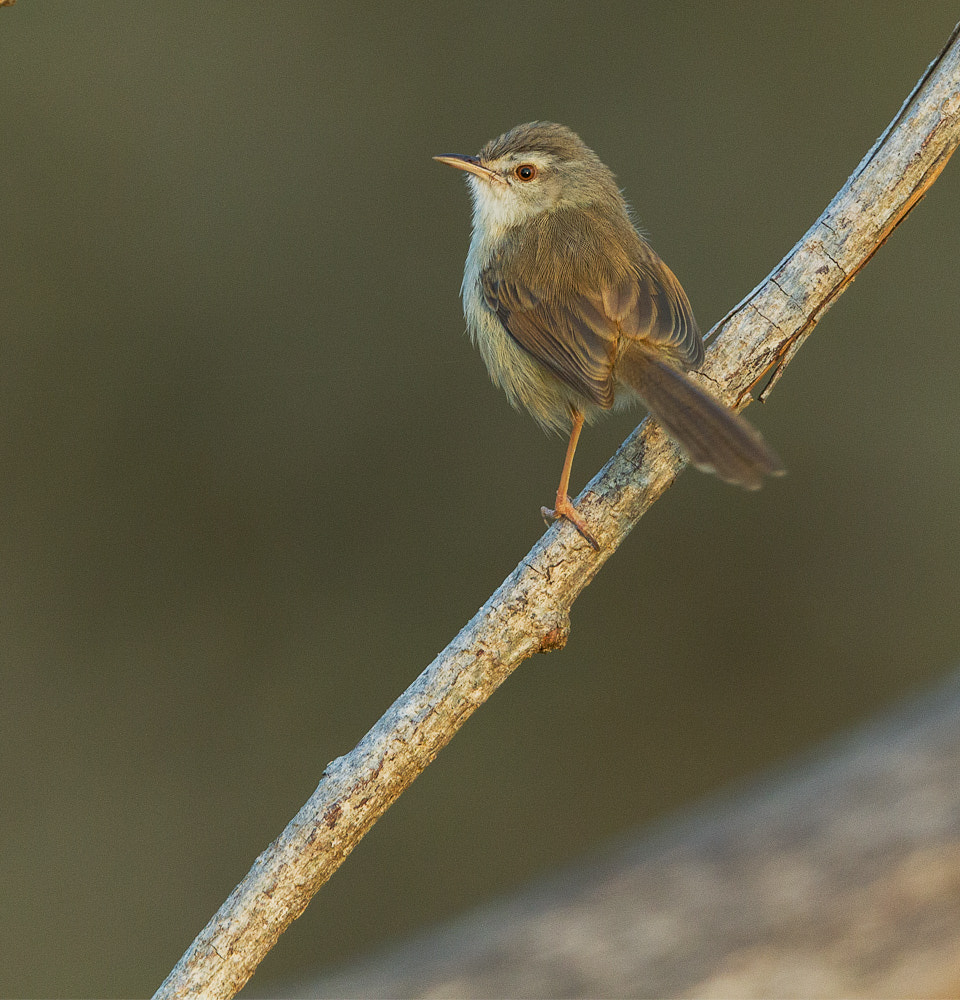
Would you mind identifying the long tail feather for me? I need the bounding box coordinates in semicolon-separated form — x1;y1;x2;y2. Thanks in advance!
616;345;784;490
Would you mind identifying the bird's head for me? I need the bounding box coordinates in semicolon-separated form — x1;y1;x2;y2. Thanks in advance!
434;121;621;234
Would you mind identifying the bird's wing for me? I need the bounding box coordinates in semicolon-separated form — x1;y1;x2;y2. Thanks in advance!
480;259;702;410
480;268;619;408
626;257;703;370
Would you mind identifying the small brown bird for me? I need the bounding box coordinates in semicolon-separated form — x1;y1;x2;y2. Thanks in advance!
435;122;782;548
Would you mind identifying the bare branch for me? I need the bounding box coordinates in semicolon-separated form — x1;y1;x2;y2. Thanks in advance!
154;23;960;1000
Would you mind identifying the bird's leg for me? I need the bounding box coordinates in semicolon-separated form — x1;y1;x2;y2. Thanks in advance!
540;408;599;550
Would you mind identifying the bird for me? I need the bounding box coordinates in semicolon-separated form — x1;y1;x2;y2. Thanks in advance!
435;121;783;548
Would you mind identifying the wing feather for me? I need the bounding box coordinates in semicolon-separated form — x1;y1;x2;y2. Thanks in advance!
481;271;617;408
479;205;703;409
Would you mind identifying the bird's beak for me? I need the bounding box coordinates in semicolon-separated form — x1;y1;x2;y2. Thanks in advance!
433;154;501;183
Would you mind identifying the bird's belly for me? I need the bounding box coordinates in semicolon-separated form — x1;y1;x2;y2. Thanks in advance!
463;282;580;434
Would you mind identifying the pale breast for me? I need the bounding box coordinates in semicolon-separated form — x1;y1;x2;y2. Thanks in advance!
461;252;579;435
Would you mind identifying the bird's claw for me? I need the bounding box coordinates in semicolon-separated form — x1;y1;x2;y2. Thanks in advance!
541;495;600;550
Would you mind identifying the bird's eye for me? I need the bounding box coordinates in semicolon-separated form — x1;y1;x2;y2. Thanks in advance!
514;163;538;181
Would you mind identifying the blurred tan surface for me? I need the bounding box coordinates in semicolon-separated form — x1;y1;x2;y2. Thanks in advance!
290;672;960;998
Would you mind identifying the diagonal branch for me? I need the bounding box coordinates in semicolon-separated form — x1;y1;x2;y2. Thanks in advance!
154;23;960;1000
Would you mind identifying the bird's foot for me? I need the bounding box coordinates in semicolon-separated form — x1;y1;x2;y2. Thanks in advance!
541;493;600;550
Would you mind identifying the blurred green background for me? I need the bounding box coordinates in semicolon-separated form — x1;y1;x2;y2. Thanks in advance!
2;3;959;996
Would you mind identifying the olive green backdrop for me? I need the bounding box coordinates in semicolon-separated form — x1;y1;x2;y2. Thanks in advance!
2;3;959;996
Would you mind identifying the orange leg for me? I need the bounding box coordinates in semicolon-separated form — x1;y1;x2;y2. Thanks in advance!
540;408;599;550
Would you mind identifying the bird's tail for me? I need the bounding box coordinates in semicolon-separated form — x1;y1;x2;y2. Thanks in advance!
616;343;784;490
